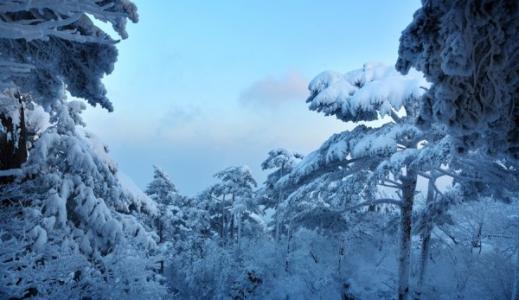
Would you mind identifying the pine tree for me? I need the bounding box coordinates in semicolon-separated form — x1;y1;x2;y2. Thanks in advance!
200;166;258;245
0;1;166;298
260;148;303;240
0;0;138;170
397;0;519;159
397;2;519;297
279;63;433;299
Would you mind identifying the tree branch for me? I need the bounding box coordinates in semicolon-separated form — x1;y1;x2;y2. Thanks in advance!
347;198;402;211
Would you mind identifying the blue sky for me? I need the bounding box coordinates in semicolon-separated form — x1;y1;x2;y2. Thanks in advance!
84;0;421;195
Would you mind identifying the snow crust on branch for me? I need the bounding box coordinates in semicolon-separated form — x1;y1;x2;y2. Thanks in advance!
0;0;138;111
397;0;519;157
0;0;138;42
307;63;428;122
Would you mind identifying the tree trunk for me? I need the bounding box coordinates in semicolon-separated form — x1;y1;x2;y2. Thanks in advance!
415;176;436;299
285;222;292;273
275;167;284;242
221;195;226;242
230;193;235;242
158;218;164;243
512;230;519;300
398;170;417;300
274;212;280;242
229;214;235;241
237;213;242;246
0;98;27;183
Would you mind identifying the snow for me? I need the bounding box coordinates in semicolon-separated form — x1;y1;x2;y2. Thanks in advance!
119;171;158;215
1;1;518;299
397;0;519;158
30;225;47;250
45;191;67;227
307;63;429;122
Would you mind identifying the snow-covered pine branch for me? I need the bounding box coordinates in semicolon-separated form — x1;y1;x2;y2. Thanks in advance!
307;63;428;122
0;0;138;42
397;0;519;158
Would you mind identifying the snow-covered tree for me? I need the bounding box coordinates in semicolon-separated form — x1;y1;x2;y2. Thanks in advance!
275;62;435;299
0;1;168;298
145;166;180;242
0;94;164;298
415;198;519;299
397;0;519;159
262;148;304;197
292;61;519;299
260;148;303;240
0;0;137;42
398;1;519;283
0;0;138;170
145;165;198;278
397;3;519;296
146;166;178;203
201;166;259;245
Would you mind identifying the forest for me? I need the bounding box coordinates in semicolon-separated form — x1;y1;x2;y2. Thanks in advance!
0;1;519;299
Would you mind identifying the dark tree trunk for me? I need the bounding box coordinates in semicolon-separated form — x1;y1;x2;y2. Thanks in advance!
230;193;235;242
0;97;27;184
415;176;436;300
229;214;235;241
221;195;227;243
512;231;519;300
398;169;417;300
